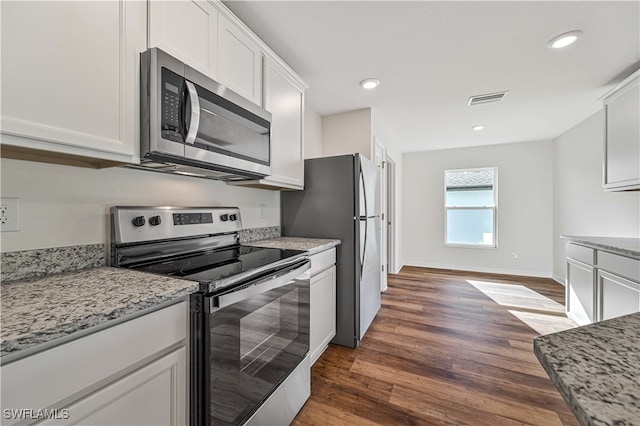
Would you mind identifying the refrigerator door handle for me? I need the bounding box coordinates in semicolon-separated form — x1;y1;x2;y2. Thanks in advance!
359;167;368;219
359;165;368;275
360;218;367;276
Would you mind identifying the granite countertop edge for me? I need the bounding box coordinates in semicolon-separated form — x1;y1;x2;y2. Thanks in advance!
560;235;640;259
1;236;341;360
533;340;592;426
533;313;640;426
1;267;199;360
243;236;341;254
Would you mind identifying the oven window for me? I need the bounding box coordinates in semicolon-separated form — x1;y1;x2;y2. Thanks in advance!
208;280;309;425
240;290;299;375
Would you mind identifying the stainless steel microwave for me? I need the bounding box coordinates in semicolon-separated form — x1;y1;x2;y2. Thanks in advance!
137;48;271;181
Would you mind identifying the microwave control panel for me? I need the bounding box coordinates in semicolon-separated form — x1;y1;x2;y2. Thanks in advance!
161;68;183;143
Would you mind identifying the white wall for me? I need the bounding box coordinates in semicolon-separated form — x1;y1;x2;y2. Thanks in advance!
0;158;280;252
553;110;640;282
322;108;372;160
403;140;554;277
304;105;323;159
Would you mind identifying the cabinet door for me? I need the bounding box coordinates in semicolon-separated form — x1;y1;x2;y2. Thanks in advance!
597;270;640;321
41;348;187;426
0;302;187;426
0;0;145;165
310;265;336;365
263;58;305;188
217;15;263;105
566;259;595;326
148;0;218;79
603;72;640;191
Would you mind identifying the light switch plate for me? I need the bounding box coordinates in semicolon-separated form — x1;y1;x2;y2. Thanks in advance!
0;197;20;232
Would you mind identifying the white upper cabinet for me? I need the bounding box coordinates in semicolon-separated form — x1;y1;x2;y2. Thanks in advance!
148;0;219;79
264;58;306;189
149;1;262;106
0;0;146;167
230;58;307;190
217;15;263;106
601;69;640;192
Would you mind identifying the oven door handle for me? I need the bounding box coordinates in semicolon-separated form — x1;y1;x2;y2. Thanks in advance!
213;255;308;292
212;259;310;309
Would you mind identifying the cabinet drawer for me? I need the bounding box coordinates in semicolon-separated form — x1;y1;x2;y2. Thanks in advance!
566;243;595;265
598;251;640;282
0;302;187;422
310;248;336;276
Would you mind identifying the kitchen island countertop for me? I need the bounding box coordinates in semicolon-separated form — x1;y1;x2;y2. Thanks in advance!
1;267;198;361
534;312;640;426
560;236;640;259
243;236;341;254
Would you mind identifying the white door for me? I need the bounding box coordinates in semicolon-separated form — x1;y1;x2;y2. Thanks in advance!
374;139;388;292
386;157;397;274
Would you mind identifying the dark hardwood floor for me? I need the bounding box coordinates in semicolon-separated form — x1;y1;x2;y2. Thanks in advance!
293;266;579;426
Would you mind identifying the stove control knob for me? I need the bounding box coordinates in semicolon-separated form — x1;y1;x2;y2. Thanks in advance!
229;214;238;221
220;214;229;222
132;216;146;227
149;215;162;226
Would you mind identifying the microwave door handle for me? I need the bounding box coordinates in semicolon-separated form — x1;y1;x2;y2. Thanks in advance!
184;81;200;144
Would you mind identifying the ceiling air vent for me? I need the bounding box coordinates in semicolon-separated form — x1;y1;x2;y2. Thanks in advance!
468;91;509;106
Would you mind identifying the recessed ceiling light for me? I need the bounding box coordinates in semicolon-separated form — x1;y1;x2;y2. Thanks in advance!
472;125;485;131
547;30;583;49
360;78;380;89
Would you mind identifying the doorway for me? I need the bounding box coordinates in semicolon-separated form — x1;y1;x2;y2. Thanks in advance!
374;137;395;292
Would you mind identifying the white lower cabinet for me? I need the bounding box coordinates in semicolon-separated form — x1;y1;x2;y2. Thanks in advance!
309;248;337;365
598;270;640;321
41;348;186;426
565;242;640;324
566;258;596;326
0;302;188;426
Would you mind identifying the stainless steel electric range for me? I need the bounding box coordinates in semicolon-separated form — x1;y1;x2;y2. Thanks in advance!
110;206;311;426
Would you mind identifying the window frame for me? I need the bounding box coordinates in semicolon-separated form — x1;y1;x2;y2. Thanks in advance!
443;166;498;249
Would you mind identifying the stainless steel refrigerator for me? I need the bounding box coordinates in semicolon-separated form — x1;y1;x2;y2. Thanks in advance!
281;153;381;348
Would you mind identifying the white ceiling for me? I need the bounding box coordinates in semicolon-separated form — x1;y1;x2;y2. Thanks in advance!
223;1;640;153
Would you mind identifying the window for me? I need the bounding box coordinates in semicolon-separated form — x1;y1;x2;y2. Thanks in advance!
444;167;497;248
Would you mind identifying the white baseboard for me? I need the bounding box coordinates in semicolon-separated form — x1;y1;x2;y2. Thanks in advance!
401;260;552;279
552;274;566;286
391;264;404;274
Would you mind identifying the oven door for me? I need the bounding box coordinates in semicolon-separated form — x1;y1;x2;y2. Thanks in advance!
194;259;310;426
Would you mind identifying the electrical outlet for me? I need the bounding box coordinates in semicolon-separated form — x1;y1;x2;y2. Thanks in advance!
0;197;20;232
259;203;267;219
511;252;518;259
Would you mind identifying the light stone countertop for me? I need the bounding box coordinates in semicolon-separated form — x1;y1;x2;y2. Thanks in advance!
0;235;339;362
243;236;341;255
534;313;640;426
561;236;640;259
1;267;199;360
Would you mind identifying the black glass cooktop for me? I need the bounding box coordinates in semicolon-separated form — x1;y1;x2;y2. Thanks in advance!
130;245;305;285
